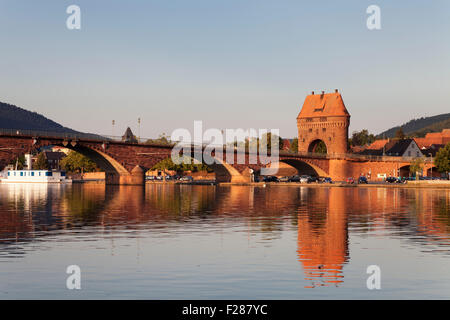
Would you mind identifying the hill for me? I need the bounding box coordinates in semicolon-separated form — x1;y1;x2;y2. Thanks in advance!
377;113;450;138
0;101;79;133
0;101;103;139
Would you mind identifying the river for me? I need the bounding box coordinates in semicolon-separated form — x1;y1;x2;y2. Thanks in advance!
0;183;449;299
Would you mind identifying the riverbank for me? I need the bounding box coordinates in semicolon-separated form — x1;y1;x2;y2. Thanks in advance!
218;181;450;189
71;179;450;188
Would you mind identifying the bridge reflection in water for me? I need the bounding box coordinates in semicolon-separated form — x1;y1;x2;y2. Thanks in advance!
0;184;449;291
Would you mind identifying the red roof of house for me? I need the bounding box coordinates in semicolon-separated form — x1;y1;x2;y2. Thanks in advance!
414;129;450;149
366;139;389;150
297;91;350;119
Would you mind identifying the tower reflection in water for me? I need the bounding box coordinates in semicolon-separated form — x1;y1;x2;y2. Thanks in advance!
296;188;348;288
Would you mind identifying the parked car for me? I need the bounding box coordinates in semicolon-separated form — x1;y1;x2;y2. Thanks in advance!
358;176;368;184
346;177;355;184
300;175;310;183
146;176;156;181
307;176;319;183
320;177;332;184
289;175;300;182
278;176;290;182
180;176;193;182
262;175;278;182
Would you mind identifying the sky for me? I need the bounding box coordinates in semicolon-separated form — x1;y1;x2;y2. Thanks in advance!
0;0;449;139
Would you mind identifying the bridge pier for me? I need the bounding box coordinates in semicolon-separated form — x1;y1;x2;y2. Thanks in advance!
329;159;350;182
105;166;145;185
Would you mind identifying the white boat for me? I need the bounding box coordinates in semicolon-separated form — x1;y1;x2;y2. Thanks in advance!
0;170;72;183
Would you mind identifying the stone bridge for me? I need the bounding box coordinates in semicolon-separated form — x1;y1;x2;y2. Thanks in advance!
0;132;435;184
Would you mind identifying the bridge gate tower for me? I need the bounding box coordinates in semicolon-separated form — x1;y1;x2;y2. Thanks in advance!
297;90;350;155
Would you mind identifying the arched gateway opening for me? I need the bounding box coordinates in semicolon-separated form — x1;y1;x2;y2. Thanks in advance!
399;165;411;178
307;139;327;154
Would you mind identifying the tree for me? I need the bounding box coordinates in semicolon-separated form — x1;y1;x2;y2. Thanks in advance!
260;132;283;151
151;156;212;173
349;129;376;146
394;127;405;140
33;152;49;170
314;141;327;154
60;151;98;173
9;155;25;170
289;138;298;153
410;158;424;177
146;133;173;146
434;143;450;175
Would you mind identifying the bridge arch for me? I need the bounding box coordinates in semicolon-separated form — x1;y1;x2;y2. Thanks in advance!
148;154;246;183
272;159;328;177
66;145;129;175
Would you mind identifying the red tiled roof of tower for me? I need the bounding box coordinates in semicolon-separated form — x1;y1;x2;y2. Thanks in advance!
297;91;350;119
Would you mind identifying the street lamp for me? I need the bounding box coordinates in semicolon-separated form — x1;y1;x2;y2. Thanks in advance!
138;117;141;142
429;153;433;178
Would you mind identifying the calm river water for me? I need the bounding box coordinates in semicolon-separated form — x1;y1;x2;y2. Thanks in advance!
0;183;449;299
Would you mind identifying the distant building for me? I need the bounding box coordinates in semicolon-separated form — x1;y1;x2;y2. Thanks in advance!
122;127;138;143
420;144;445;157
51;146;70;155
365;139;389;150
357;138;423;157
414;129;450;149
31;151;66;170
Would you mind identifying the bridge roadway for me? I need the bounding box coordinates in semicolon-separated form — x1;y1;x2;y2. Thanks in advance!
0;130;434;184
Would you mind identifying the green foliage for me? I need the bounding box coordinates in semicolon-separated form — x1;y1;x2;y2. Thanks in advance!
349;129;376;146
9;154;25;169
226;133;283;153
377;113;450;138
410;157;424;176
33;152;49;170
289;138;298;153
412;118;450;137
314;141;327;154
146;133;173;146
434;143;450;174
151;156;212;173
262;132;283;151
394;127;405;140
60;151;98;173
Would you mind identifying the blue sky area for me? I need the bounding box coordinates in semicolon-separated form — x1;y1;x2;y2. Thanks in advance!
0;0;449;138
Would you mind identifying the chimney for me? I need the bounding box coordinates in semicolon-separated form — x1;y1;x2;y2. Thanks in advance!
321;91;325;94
335;89;338;93
311;91;314;95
